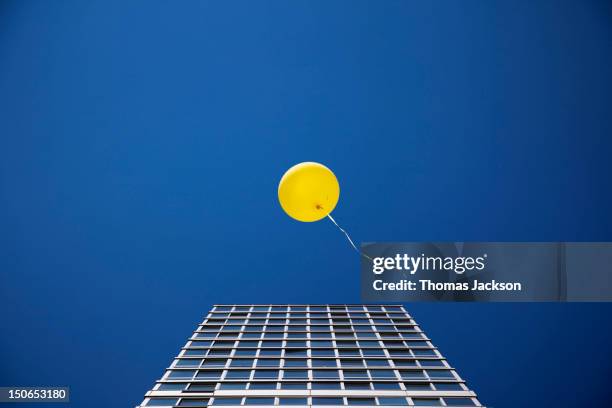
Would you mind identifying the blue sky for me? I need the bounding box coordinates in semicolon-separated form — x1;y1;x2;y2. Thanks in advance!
1;1;612;407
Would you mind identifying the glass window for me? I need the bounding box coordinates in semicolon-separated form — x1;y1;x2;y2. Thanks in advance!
311;349;335;357
404;383;431;391
283;370;308;379
370;369;396;379
284;349;307;357
257;359;280;367
158;383;187;391
208;349;232;357
412;398;442;406
263;332;284;339
224;370;251;379
366;359;390;367
347;398;375;405
176;359;202;367
280;382;307;390
373;382;401;390
311;341;334;348
259;349;282;357
279;398;308;405
147;398;179;406
427;370;455;379
168;370;196;379
377;397;408;405
344;382;371;390
362;349;385;357
311;382;341;390
189;341;212;348
213;398;243;405
238;340;259;348
399;370;426;380
231;359;254;367
419;360;444;367
187;383;216;391
340;359;364;367
241;333;262;339
284;359;308;368
343;370;369;379
219;383;247;390
312;397;344;405
184;350;207;357
312;359;338;368
338;349;360;357
202;359;227;367
249;382;277;390
313;369;340;379
234;349;257;357
444;398;476;407
393;360;417;367
413;350;437;357
244;398;275;405
178;399;210;407
253;370;279;379
433;383;463;391
261;341;282;348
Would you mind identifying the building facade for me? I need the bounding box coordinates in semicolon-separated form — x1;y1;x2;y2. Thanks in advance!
138;305;483;407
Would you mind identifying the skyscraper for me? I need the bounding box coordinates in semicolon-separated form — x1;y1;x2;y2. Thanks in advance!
138;305;483;407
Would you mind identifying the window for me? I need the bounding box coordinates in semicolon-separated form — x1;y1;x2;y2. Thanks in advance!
370;369;396;379
230;359;254;367
404;383;431;391
244;398;275;405
398;370;426;380
147;398;179;406
344;382;370;390
259;349;282;357
366;359;390;367
280;382;307;389
427;370;455;379
284;359;308;368
312;369;340;379
433;383;463;391
377;396;408;404
249;382;277;390
311;382;341;390
234;349;257;357
338;349;360;357
158;383;187;391
219;383;247;390
312;397;344;405
176;359;202;367
279;398;308;405
444;398;476;407
412;398;442;406
253;370;279;379
284;349;307;357
213;398;242;405
187;383;216;392
179;398;210;407
224;370;251;379
347;398;375;405
311;349;335;357
168;370;196;379
343;370;368;379
202;359;227;367
282;370;308;379
373;382;401;390
256;359;280;367
312;359;337;368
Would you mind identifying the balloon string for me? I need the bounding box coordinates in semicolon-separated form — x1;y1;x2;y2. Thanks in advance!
326;214;373;261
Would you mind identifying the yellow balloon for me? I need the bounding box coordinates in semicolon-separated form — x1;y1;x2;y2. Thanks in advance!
278;162;340;222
